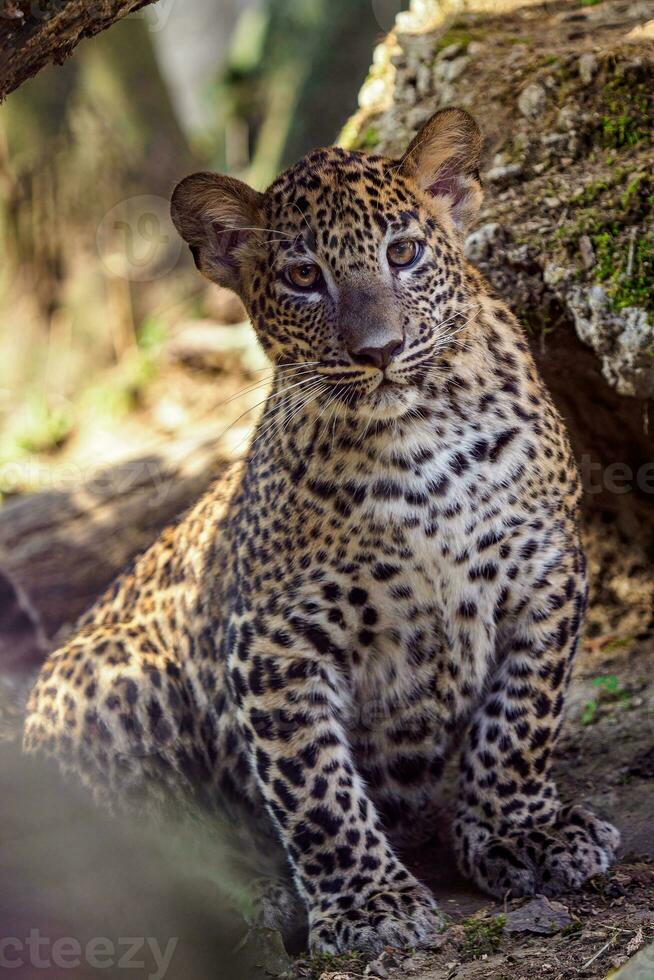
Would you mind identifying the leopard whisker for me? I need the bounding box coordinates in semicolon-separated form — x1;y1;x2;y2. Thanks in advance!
247;381;327;462
216;366;318;412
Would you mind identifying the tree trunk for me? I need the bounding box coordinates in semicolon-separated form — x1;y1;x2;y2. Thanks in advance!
0;0;157;99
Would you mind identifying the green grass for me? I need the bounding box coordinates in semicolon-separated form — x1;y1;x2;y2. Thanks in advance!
355;125;380;150
461;915;506;960
582;675;632;726
592;230;654;312
599;71;652;149
434;28;475;54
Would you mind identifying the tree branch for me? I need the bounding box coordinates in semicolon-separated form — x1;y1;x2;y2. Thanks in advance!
0;0;158;99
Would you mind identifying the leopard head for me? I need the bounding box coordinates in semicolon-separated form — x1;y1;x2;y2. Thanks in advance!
171;108;483;420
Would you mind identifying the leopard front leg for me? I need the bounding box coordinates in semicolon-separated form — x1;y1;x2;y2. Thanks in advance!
454;557;619;898
228;624;442;956
352;694;451;848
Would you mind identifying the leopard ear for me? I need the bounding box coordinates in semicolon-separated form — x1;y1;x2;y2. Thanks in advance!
171;172;264;293
398;108;483;231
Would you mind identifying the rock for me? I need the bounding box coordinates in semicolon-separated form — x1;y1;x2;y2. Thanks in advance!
579;51;599;83
627;928;646;957
435;55;470;82
437;41;464;60
485;163;523;186
365;958;389;978
238;927;293;977
565;285;654;396
557;104;577;131
465;223;506;263
504;896;573;934
612;942;654;978
626;18;654;41
518;82;547;118
416;62;434;96
543;263;571;286
579;234;596;269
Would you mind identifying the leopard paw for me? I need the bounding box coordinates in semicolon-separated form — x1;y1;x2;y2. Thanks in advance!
456;805;620;898
310;882;443;955
250;876;308;949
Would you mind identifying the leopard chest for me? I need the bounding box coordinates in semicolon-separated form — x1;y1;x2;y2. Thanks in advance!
330;461;520;717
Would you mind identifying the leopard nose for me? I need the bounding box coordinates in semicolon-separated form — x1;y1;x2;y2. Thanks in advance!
349;339;404;370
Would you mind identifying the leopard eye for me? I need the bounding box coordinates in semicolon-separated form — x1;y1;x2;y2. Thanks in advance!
387;240;421;269
286;263;322;290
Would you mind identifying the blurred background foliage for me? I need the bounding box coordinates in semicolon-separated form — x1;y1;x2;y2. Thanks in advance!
0;0;389;492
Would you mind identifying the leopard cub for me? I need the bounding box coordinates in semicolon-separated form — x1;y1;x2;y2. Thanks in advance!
24;109;619;955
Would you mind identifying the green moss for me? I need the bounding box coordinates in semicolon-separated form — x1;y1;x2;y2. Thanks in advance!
561;920;584;936
602;114;645;148
435;28;474;53
621;172;651;209
550;158;653;315
355;125;380;150
461;915;506;960
570;174;620;206
338;114;361;149
597;65;652;149
582;674;633;726
593;229;654;311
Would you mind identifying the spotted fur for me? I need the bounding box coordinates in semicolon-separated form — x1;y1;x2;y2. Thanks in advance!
24;109;619;956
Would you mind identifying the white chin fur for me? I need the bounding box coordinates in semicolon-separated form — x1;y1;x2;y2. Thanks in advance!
357;383;421;422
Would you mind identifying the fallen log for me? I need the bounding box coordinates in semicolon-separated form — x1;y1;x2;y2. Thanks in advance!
0;436;228;669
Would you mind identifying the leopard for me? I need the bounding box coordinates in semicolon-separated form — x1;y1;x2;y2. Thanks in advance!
23;108;619;957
